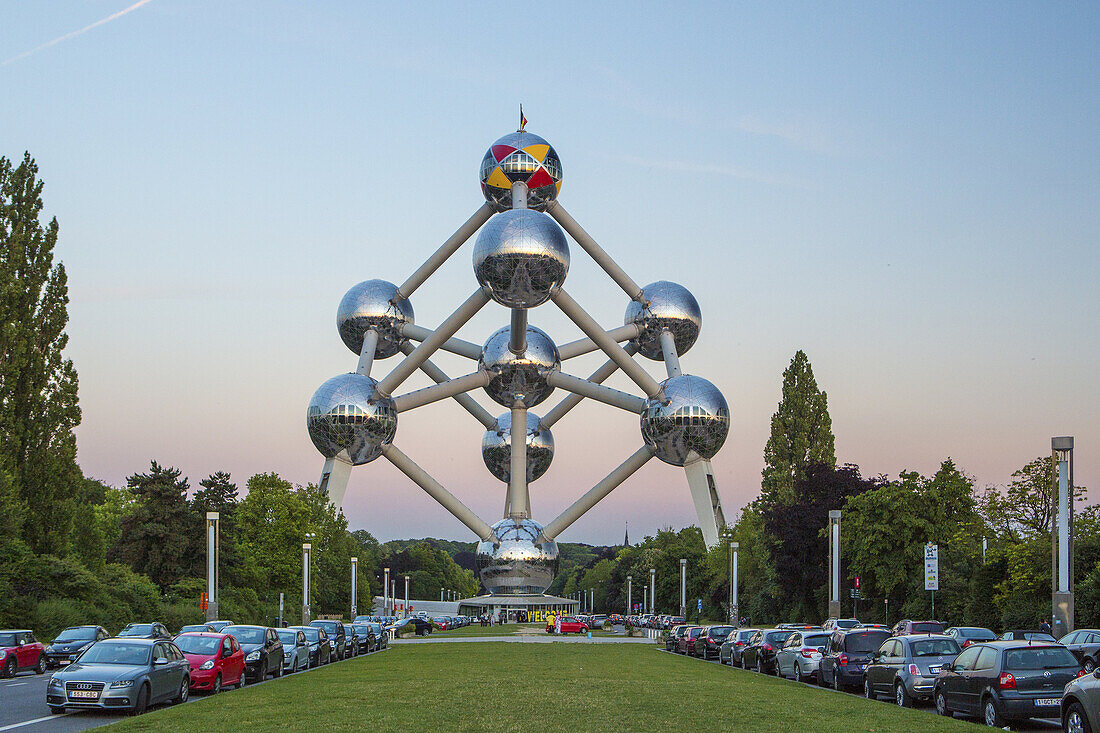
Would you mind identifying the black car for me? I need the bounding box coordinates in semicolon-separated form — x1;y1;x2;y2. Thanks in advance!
741;629;795;675
349;624;376;654
309;620;350;660
289;626;330;667
222;625;283;681
934;641;1082;726
117;623;172;640
368;623;387;651
819;627;892;691
45;626;110;669
395;618;432;636
666;625;688;652
694;625;734;660
1060;629;1100;672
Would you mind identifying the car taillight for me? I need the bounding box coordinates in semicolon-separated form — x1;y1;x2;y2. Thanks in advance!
998;672;1016;690
801;650;815;658
735;641;745;646
909;664;921;676
962;640;972;648
838;653;849;666
1078;668;1089;678
761;644;773;652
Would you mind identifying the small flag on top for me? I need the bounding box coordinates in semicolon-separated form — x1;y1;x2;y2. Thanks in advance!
520;104;527;131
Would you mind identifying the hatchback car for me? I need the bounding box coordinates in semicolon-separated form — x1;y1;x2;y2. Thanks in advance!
740;629;795;674
118;623;172;640
369;622;388;650
222;625;283;681
46;638;190;715
666;625;688;652
695;625;735;660
45;626;109;669
892;619;944;636
289;625;330;667
1061;665;1100;733
819;627;892;690
777;630;831;683
822;618;860;633
719;628;760;666
0;630;45;677
934;640;1082;727
174;632;244;693
677;626;704;655
945;626;997;649
309;620;349;660
864;634;961;706
276;628;309;673
349;624;376;654
558;617;589;634
1060;629;1100;673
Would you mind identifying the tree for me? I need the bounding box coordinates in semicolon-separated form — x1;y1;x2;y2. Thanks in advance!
760;350;835;507
980;456;1087;542
234;473;312;606
191;472;242;588
0;153;82;554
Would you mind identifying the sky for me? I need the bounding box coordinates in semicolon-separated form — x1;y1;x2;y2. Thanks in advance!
1;1;1097;546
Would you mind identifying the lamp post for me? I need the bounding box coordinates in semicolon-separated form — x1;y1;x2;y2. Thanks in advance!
650;568;656;615
302;532;315;623
205;512;219;622
828;511;842;618
350;557;358;619
627;576;632;616
731;542;739;625
1053;436;1075;636
383;567;390;616
590;588;594;614
642;587;647;616
404;575;410;618
679;559;687;619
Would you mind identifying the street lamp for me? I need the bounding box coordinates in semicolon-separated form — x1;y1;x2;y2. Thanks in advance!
828;511;841;618
302;532;316;624
626;575;632;616
383;567;390;616
1053;436;1075;635
679;559;687;618
404;575;410;618
650;568;656;615
350;557;358;619
205;512;219;622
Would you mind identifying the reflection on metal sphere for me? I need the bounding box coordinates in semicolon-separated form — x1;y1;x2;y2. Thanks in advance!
473;210;569;308
306;373;397;465
640;375;729;467
476;518;559;595
336;280;414;358
624;281;701;361
482;412;554;483
479;325;560;408
479;131;563;212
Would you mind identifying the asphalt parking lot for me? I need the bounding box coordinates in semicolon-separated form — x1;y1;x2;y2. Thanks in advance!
0;647;388;733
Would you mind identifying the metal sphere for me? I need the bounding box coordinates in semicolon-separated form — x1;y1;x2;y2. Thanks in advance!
336;280;414;358
624;281;702;361
476;518;559;595
473;210;569;308
479;325;560;408
640;375;730;467
482;412;554;484
479;131;563;212
306;373;397;465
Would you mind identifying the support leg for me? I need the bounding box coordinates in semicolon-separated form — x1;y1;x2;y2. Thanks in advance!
684;458;726;548
541;446;655;541
381;444;494;540
319;457;354;508
508;402;529;519
357;329;379;377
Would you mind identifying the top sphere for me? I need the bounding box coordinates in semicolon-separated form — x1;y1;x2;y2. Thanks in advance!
479;131;563;212
640;374;729;466
473;209;569;309
337;280;414;359
624;281;702;361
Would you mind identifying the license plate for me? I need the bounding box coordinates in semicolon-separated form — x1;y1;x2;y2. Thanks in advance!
929;666;941;674
69;690;98;699
1036;698;1060;707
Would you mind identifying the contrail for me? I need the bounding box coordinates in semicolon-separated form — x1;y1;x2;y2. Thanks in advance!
2;0;154;67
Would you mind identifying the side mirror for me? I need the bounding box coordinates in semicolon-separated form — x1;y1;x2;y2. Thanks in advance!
942;663;953;672
154;658;168;666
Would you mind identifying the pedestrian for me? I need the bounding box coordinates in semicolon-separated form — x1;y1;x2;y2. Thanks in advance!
1040;619;1052;636
546;612;556;634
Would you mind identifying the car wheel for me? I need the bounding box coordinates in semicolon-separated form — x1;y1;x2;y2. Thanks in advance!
260;660;268;680
864;677;875;699
1065;702;1093;733
983;697;1004;728
291;658;298;674
212;673;221;694
895;682;911;708
935;689;951;717
2;656;14;678
274;659;283;678
48;705;65;715
740;655;748;670
34;655;45;675
833;672;842;692
795;665;804;683
756;657;764;674
1085;659;1096;674
173;676;189;704
131;684;148;716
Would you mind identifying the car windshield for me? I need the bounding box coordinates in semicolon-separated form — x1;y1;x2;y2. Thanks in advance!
1019;632;1056;642
276;630;299;645
224;627;265;644
911;639;960;656
369;623;382;634
298;628;320;642
836;620;859;629
0;633;17;646
910;622;944;634
959;628;996;640
709;626;733;638
311;621;337;632
765;631;794;644
1004;647;1079;670
351;626;371;636
179;625;208;633
54;628;96;642
805;634;830;647
119;624;153;637
77;642;149;665
175;636;222;655
688;628;704;638
737;630;757;641
846;632;890;653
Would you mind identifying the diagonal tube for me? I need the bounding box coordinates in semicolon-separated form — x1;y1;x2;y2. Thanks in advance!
658;329;682;378
508;402;528;519
551;288;663;399
357;329;379;377
541;343;639;429
393;371;491;413
547;202;644;302
540;445;656;541
546;371;647;414
382;443;494;540
400;324;483;360
557;324;640;361
376;287;491;397
400;342;497;429
397;203;494;299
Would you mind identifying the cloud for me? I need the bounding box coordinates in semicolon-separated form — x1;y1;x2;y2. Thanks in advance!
2;0;153;67
612;153;809;188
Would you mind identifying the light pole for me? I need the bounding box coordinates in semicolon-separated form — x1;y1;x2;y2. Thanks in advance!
679;559;687;619
205;512;219;622
404;575;410;618
350;557;358;619
642;587;647;616
828;511;841;618
1053;436;1075;636
650;568;655;615
627;576;632;615
383;567;390;616
391;579;397;616
302;532;315;623
590;588;594;614
731;542;739;625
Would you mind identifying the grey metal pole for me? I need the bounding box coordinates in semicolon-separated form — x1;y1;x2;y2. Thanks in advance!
302;543;312;624
545;371;647;413
658;330;682;378
546;202;644;302
357;329;379;377
1053;436;1075;635
384;567;390;616
351;557;358;619
508;402;529;519
205;512;219;622
642;587;647;616
728;537;734;623
680;558;687;619
392;370;491;412
829;510;841;618
732;543;739;624
399;324;483;361
627;576;632;616
404;576;410;619
382;444;494;540
557;324;641;360
278;592;284;627
398;203;494;300
400;343;497;429
540;344;640;429
650;568;656;615
540;446;656;540
509;309;527;354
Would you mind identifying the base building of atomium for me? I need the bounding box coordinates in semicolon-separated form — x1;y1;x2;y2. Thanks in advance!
307;120;731;614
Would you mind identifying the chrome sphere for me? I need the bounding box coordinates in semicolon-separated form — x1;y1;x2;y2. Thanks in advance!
640;375;730;467
624;281;702;361
482;412;554;483
306;373;397;465
479;131;563;212
479;325;560;408
473;210;569;308
476;518;559;595
336;280;414;358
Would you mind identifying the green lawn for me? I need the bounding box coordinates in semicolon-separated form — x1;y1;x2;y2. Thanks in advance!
104;643;978;732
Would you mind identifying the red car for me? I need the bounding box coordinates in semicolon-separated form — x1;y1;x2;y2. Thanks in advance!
557;617;589;634
0;630;45;677
174;632;245;693
677;626;704;655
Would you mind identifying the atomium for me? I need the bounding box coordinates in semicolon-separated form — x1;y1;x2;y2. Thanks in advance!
482;411;554;484
479;131;563;212
307;373;397;465
337;279;413;358
479;324;560;408
624;281;701;361
640;375;730;467
473;209;569;308
475;518;559;595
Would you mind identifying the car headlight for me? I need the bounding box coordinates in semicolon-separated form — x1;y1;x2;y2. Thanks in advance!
199;660;215;670
109;679;134;689
329;641;336;649
49;677;63;688
246;651;260;662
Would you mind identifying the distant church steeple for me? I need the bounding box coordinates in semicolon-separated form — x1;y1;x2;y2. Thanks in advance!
624;521;630;547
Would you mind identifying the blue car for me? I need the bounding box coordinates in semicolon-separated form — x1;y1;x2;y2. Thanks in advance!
818;627;891;690
47;638;191;715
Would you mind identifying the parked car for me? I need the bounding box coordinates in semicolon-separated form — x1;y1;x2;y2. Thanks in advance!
864;634;961;706
118;623;172;640
207;620;234;632
395;618;433;636
45;626;109;669
1061;664;1100;733
695;625;735;660
177;624;216;635
999;630;1057;643
558;616;590;635
741;629;796;675
677;627;704;655
892;619;944;636
309;620;350;660
46;638;190;715
719;628;760;666
1060;629;1100;673
289;626;330;668
934;641;1083;726
666;625;688;652
369;623;388;651
1;630;45;677
349;624;376;654
222;625;283;681
819;627;892;691
776;623;818;630
174;632;244;693
944;626;997;648
589;615;609;629
822;618;860;633
777;630;832;683
276;628;309;673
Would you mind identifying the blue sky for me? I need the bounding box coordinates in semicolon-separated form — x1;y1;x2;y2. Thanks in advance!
2;1;1097;545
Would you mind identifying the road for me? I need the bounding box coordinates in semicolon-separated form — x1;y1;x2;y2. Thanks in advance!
0;647;388;733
